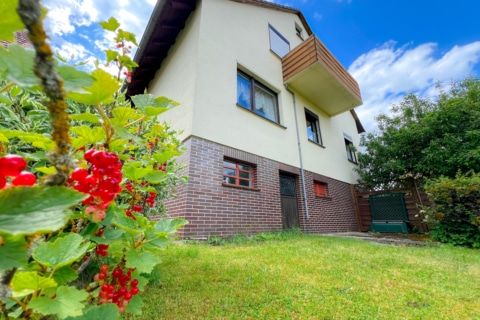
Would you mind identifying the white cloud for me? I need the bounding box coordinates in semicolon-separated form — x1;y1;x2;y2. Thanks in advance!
56;42;91;61
349;41;480;132
313;12;322;21
38;0;156;75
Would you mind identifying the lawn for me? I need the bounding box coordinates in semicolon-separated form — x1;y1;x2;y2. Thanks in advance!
127;233;480;320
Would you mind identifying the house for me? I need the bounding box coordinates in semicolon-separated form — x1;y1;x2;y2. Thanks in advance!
127;0;364;239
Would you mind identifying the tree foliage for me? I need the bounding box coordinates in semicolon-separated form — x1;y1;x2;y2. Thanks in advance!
356;78;480;189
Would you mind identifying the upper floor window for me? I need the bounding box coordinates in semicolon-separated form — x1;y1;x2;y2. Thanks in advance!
223;159;255;188
269;24;290;58
237;70;279;123
305;109;323;145
295;24;304;40
344;134;357;163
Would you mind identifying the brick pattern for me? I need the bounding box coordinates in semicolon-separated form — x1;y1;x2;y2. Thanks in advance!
1;31;31;48
299;172;359;233
161;136;359;239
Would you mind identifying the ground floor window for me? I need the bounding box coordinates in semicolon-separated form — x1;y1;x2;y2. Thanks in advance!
223;159;255;188
314;181;328;197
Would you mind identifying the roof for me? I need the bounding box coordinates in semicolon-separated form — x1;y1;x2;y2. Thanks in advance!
127;0;312;96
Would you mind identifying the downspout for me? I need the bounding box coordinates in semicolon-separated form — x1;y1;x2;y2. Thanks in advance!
285;85;310;220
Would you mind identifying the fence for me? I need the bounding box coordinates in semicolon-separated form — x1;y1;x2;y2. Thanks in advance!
351;185;431;233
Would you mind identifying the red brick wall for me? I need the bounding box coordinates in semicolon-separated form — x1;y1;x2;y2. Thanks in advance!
162;136;359;239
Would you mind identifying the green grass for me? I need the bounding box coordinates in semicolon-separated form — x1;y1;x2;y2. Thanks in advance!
127;234;480;320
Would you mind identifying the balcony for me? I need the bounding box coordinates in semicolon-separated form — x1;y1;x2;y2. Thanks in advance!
282;35;362;116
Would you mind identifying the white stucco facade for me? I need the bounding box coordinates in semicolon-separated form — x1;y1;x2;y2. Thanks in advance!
148;0;362;184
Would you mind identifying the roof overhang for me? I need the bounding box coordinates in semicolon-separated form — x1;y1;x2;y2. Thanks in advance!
127;0;197;97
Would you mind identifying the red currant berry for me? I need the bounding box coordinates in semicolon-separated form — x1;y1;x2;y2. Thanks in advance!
130;287;139;295
112;268;123;278
100;265;109;274
0;175;6;189
0;155;27;177
70;168;89;181
12;171;36;186
98;273;107;280
130;279;138;287
84;148;96;161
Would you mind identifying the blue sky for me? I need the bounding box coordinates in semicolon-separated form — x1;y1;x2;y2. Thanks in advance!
41;0;480;132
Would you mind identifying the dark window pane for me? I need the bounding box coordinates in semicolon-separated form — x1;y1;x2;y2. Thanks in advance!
237;74;251;109
280;176;296;196
239;164;251;171
224;177;236;184
239;179;251;187
239;171;251;179
306;119;318;143
223;168;236;176
223;160;236;167
254;84;277;122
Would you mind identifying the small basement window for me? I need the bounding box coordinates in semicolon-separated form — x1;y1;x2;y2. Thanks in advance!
223;159;255;188
314;181;327;197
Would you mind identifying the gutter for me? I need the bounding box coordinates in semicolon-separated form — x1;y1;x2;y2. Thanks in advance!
285;85;310;220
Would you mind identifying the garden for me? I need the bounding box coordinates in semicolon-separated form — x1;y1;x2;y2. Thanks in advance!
1;0;480;319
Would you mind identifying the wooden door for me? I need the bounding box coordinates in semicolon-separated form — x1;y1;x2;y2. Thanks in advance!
280;174;299;229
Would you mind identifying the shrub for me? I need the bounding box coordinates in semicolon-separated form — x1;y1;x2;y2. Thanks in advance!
0;2;187;319
424;173;480;247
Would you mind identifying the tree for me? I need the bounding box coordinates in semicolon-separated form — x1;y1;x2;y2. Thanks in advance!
356;78;480;190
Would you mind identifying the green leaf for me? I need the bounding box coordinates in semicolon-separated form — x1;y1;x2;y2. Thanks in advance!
112;211;142;235
11;271;57;297
111;107;141;125
0;94;12;105
69;113;101;124
117;29;138;46
105;49;119;62
152;149;181;164
0;129;55;150
34;166;57;174
0;235;28;271
0;45;38;87
124;295;144;315
122;163;153;182
0;0;24;41
68;69;121;105
130;94;155;110
29;286;88;320
99;17;120;32
52;266;79;286
125;249;161;274
144;169;167;184
70;125;106;145
57;65;95;93
66;304;120;320
0;132;8;143
153;218;189;235
131;94;178;116
32;233;90;268
0;186;87;236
